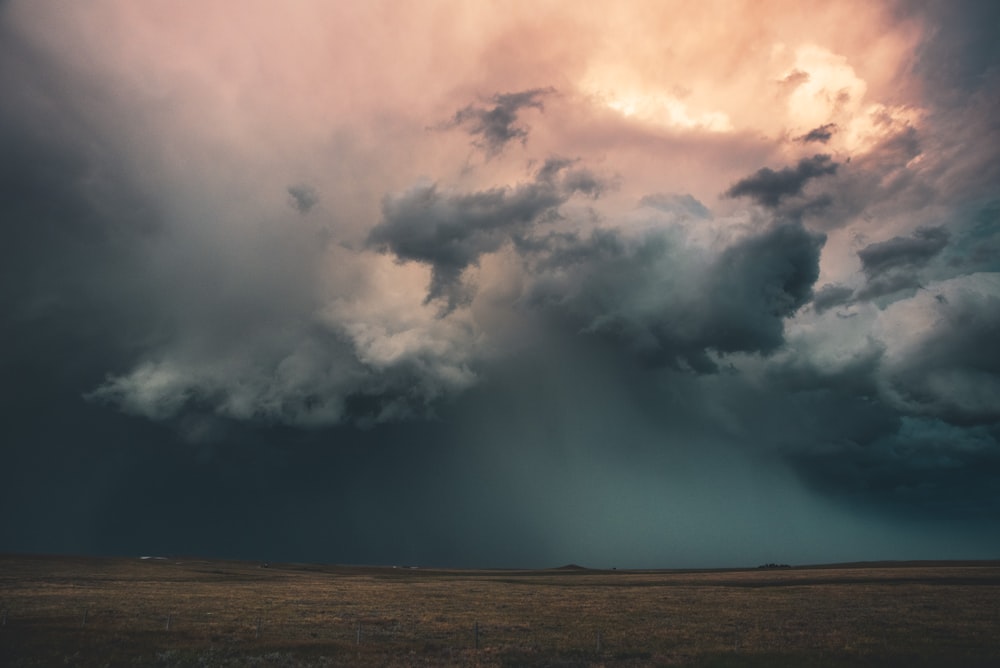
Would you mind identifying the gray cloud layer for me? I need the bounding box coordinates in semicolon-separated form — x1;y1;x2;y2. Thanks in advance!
798;123;837;144
287;185;319;214
522;221;823;372
2;0;999;568
725;154;839;208
368;158;605;310
447;87;556;157
859;226;950;278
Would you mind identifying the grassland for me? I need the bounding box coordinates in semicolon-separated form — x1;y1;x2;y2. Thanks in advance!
1;554;998;667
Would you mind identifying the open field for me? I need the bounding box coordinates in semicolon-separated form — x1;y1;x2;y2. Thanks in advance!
1;554;998;667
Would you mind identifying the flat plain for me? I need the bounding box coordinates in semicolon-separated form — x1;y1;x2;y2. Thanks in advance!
1;554;998;667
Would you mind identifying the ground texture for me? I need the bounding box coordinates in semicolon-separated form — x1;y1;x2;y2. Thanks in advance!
1;555;998;666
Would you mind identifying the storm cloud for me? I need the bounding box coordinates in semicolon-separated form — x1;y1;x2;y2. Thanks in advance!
725;154;839;208
447;87;556;156
522;221;823;371
2;0;999;569
287;185;319;214
798;123;838;144
858;226;950;277
879;275;1000;425
368;158;606;310
811;284;855;313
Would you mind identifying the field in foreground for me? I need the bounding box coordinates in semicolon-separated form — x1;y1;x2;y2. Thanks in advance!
1;555;998;667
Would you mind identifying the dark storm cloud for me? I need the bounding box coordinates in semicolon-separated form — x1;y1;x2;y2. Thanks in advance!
448;87;556;156
707;223;825;351
797;123;837;144
871;124;923;170
523;221;824;371
367;158;605;310
541;157;608;198
853;272;924;302
909;0;1000;94
724;154;839;208
883;284;1000;426
792;127;926;232
287;184;318;214
3;0;1000;571
811;283;855;313
0;20;160;361
774;277;1000;518
943;201;1000;273
787;418;1000;521
858;226;950;278
769;342;885;399
0;15;479;432
848;227;951;303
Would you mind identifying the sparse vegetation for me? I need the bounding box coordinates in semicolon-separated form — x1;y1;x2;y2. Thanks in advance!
1;555;998;667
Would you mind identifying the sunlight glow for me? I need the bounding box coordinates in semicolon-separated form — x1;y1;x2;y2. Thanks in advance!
783;44;922;153
581;63;732;133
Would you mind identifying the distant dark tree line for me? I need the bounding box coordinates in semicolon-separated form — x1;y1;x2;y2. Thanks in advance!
757;563;791;569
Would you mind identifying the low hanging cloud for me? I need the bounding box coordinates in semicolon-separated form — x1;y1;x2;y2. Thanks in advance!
797;123;838;144
858;226;950;278
811;283;855;313
367;157;605;310
520;220;825;372
845;226;952;302
287;184;319;214
853;273;925;303
447;87;556;157
725;154;839;208
878;274;1000;426
4;0;1000;570
88;258;485;429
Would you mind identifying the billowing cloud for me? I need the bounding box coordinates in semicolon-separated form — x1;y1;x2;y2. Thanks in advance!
811;283;855;313
447;87;555;157
858;226;950;278
2;0;999;568
725;154;839;208
878;274;1000;425
287;185;318;214
798;123;838;143
522;221;824;371
837;226;952;302
368;158;605;310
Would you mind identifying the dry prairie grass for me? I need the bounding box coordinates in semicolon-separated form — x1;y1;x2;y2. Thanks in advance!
1;554;998;667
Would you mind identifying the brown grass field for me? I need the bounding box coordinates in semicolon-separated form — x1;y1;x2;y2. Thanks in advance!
1;554;998;667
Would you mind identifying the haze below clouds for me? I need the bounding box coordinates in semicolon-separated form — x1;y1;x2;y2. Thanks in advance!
2;0;998;567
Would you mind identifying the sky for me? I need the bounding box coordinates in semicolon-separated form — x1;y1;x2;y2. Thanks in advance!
2;0;998;569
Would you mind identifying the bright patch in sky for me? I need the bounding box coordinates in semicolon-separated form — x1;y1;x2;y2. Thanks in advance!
582;71;733;132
